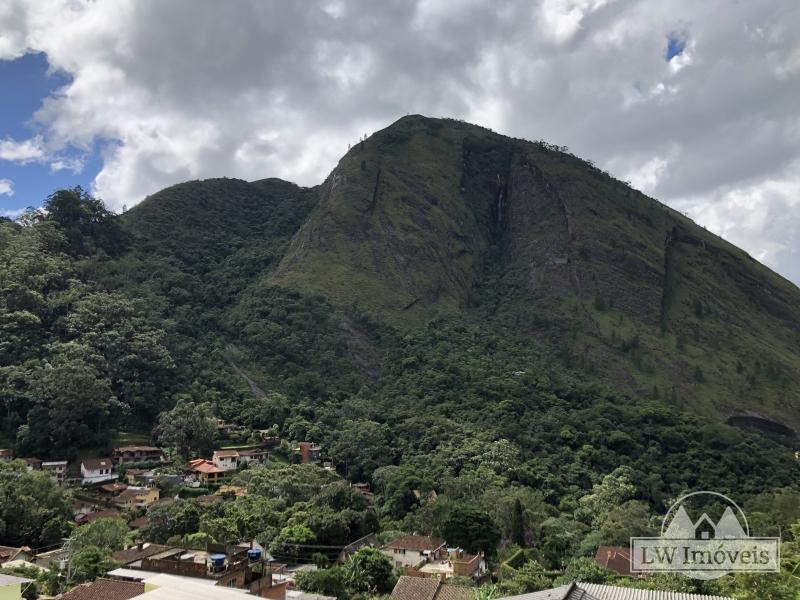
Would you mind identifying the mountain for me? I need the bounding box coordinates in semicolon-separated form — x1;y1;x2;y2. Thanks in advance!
3;115;799;597
261;115;799;430
4;115;798;506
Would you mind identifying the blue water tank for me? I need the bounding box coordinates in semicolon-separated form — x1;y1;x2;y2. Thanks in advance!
210;554;226;568
248;549;262;562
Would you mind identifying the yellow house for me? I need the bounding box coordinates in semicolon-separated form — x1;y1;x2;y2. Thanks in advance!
0;574;32;600
114;486;160;510
187;459;225;485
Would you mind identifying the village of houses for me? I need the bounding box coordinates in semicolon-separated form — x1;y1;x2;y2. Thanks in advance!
0;421;734;600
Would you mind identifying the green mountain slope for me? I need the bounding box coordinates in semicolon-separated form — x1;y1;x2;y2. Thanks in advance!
3;119;799;554
263;115;800;429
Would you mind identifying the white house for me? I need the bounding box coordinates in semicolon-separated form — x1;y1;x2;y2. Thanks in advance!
212;450;240;472
381;535;446;569
41;461;68;486
81;457;117;485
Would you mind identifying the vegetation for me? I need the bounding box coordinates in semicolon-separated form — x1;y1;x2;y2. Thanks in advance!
0;117;799;599
0;461;71;546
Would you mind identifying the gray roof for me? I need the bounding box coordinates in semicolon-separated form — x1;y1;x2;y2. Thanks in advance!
500;583;733;600
499;585;575;600
0;573;33;586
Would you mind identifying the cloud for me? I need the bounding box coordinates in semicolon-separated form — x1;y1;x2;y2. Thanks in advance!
672;161;800;286
0;0;798;284
0;178;13;196
0;136;45;162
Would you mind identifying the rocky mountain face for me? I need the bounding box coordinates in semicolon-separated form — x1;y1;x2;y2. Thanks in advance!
125;115;800;431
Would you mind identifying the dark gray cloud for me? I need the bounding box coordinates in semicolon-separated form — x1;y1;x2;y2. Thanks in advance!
2;0;798;284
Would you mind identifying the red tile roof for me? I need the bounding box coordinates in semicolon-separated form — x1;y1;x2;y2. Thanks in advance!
0;546;30;564
112;543;170;565
390;576;473;600
57;578;144;600
75;509;121;525
100;482;129;493
594;546;635;577
384;535;446;552
189;459;224;474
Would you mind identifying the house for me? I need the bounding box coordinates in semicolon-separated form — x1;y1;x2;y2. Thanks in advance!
75;508;122;526
297;442;322;464
0;574;33;600
382;535;447;569
212;450;240;472
0;546;32;565
108;543;285;597
114;445;164;464
100;482;129;497
42;460;68;485
390;576;473;600
122;572;285;600
215;419;237;435
81;457;116;484
351;482;375;505
258;432;281;446
114;486;160;510
417;548;487;580
128;515;150;531
32;546;69;571
111;542;171;565
337;533;379;564
187;459;225;485
593;546;640;578
238;447;270;466
216;484;247;498
55;578;144;600
0;449;13;461
495;582;734;599
24;457;42;471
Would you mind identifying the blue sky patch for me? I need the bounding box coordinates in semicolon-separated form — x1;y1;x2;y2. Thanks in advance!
0;52;100;215
666;32;688;62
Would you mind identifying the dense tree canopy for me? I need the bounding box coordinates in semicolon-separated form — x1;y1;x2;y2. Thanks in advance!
0;461;72;546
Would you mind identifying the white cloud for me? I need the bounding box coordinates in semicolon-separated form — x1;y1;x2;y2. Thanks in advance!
0;0;798;285
0;136;45;162
0;178;13;196
671;159;800;283
625;155;670;194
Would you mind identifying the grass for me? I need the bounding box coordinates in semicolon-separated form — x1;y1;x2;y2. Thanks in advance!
111;430;152;446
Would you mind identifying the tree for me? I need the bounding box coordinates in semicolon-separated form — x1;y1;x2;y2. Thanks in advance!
343;547;396;594
0;461;71;546
43;187;126;257
68;546;116;584
144;499;201;543
498;560;553;595
69;517;128;553
15;349;119;456
555;557;615;585
327;419;394;482
511;498;526;547
436;503;501;556
155;399;216;459
296;566;348;599
270;523;315;562
577;466;636;526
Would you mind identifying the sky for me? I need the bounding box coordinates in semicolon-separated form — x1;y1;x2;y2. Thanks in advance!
1;0;798;286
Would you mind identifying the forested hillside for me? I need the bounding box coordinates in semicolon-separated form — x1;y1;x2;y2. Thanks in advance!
1;116;799;598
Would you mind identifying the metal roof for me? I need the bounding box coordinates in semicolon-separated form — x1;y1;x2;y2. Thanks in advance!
499;583;733;600
0;573;33;586
576;584;733;600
